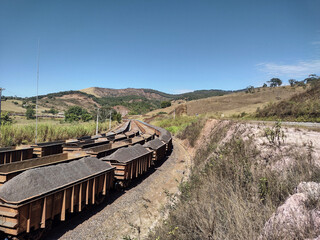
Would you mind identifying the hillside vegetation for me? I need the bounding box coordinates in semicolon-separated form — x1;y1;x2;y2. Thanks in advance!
2;87;231;116
149;119;320;239
256;81;320;122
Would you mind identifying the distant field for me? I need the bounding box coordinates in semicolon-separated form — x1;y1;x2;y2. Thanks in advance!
2;99;51;113
143;86;306;119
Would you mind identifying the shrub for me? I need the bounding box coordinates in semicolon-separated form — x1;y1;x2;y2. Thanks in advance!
160;101;172;108
26;107;35;119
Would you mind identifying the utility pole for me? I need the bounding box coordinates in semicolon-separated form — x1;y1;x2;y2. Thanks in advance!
35;40;40;144
109;110;112;130
96;108;99;135
173;108;176;120
0;88;5;126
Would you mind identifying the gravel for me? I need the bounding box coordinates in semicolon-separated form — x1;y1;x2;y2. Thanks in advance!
0;157;114;204
101;144;151;163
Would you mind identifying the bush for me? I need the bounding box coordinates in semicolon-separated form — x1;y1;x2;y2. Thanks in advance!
26;107;35;119
160;101;172;108
65;106;92;122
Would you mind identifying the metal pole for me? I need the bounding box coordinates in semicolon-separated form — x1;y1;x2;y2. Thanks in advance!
35;40;40;144
96;108;99;135
0;88;5;126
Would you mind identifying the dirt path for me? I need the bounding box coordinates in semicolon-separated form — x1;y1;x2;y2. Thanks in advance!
45;138;190;240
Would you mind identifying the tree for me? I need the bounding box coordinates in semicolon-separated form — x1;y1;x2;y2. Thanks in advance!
304;74;320;85
1;112;12;125
288;79;297;87
26;107;35;119
263;83;267;88
64;106;92;122
268;78;282;87
160;101;171;108
246;86;255;93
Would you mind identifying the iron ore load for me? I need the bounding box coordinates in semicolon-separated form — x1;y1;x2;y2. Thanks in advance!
0;120;172;239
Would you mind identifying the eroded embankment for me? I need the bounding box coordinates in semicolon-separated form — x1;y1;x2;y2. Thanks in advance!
148;120;320;240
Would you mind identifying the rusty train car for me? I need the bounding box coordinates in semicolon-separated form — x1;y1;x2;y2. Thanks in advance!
0;120;172;239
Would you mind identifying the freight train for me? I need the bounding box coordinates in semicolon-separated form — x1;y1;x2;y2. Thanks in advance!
0;120;172;240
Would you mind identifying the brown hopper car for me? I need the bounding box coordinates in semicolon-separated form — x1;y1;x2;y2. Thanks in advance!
0;147;34;165
0;152;87;186
0;158;115;237
143;138;166;163
31;141;64;157
101;144;152;186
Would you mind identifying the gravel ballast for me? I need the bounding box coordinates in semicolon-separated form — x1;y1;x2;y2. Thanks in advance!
0;157;114;204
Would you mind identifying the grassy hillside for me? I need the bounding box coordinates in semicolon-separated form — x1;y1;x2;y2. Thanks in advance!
81;87;230;101
143;86;306;120
256;82;320;122
3;87;231;117
149;119;320;239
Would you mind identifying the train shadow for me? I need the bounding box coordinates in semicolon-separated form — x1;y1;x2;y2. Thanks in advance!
43;151;172;239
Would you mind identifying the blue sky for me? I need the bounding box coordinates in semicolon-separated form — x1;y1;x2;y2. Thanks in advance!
0;0;320;97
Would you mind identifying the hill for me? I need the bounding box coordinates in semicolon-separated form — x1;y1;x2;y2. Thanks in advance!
142;85;307;119
256;81;320;122
2;88;231;116
80;87;230;101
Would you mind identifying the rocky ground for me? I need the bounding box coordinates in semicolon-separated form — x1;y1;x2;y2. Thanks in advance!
44;138;191;240
44;120;320;240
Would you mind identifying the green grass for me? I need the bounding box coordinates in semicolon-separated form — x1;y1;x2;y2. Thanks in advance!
151;116;199;135
0;120;116;147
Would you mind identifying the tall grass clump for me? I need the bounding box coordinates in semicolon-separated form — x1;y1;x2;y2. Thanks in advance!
152;115;199;135
0;121;113;147
177;117;206;147
149;122;320;240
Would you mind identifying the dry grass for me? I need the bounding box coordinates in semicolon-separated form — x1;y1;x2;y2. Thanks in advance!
186;86;305;117
148;120;320;240
2;100;50;113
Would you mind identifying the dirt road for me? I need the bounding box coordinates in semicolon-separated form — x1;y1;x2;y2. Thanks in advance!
44;138;190;240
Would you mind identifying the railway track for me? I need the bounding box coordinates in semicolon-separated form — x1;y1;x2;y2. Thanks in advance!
0;120;172;240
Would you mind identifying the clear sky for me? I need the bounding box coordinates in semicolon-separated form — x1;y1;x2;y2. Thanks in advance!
0;0;320;97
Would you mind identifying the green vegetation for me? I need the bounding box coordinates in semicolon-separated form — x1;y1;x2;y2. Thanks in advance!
149;121;320;240
25;107;36;119
64;106;92;122
0;112;12;125
256;80;320;122
43;108;58;115
160;101;171;108
267;78;282;87
0;121;115;147
152;116;199;135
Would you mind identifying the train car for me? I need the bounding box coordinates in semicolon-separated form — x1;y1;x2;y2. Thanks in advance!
31;141;64;157
0;147;34;165
0;157;115;238
131;136;146;146
85;140;130;159
135;120;173;153
63;138;110;152
143;138;166;164
101;144;152;187
113;120;131;135
0;152;87;186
